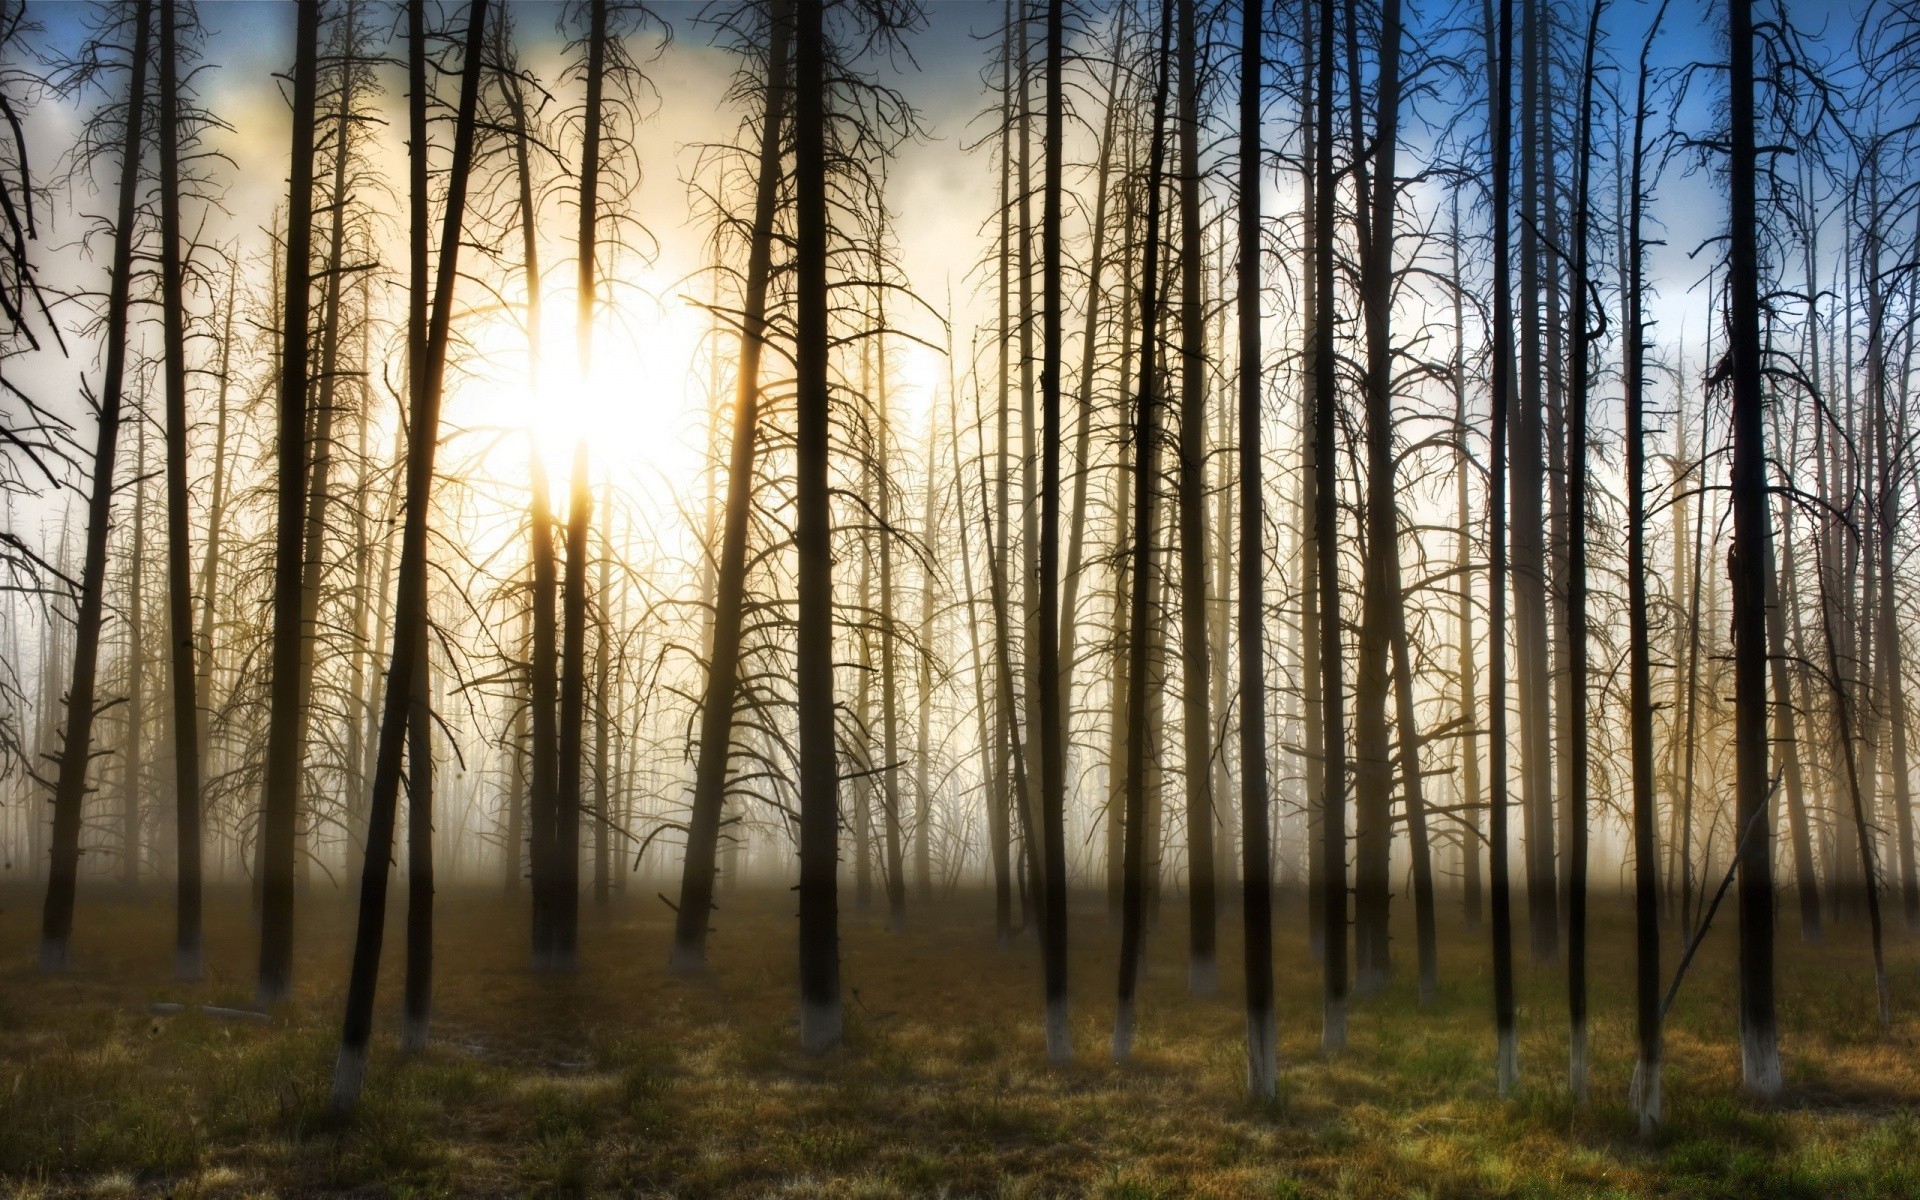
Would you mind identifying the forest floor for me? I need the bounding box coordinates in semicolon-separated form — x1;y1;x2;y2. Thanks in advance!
0;881;1916;1198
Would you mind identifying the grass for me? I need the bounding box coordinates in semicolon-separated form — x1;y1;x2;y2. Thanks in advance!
0;880;1914;1197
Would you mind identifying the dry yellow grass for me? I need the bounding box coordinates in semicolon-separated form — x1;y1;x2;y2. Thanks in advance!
0;881;1915;1197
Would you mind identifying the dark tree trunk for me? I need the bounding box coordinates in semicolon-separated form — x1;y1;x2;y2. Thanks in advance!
1488;0;1519;1096
1514;0;1559;966
402;610;433;1051
1563;0;1601;1103
1312;0;1348;1053
555;443;589;970
1236;0;1276;1100
255;0;319;1006
792;0;841;1054
1114;0;1173;1064
1625;5;1665;1132
668;0;787;963
156;0;204;982
1036;0;1071;1061
1726;0;1781;1098
1172;0;1217;1000
332;0;487;1112
554;0;607;972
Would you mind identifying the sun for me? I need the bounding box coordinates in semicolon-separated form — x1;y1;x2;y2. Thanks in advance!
462;288;713;498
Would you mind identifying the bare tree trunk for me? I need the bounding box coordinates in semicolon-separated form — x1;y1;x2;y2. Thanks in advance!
255;0;319;1005
792;0;841;1055
1624;8;1665;1131
156;0;203;981
1298;0;1327;963
1172;0;1216;999
1563;0;1601;1102
1034;0;1071;1061
1727;0;1781;1098
1514;0;1559;965
1114;0;1173;1064
1487;0;1519;1096
332;0;487;1112
1312;0;1348;1053
1236;0;1276;1100
670;0;790;969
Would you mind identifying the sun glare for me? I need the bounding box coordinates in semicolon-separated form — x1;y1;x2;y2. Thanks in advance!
465;287;712;496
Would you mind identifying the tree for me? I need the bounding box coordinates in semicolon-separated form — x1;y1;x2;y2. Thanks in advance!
1036;0;1071;1064
1624;0;1669;1135
792;0;840;1056
1113;0;1173;1066
666;0;792;966
40;0;152;973
332;0;489;1113
1236;0;1276;1102
1312;0;1348;1054
255;0;320;1006
1726;0;1781;1099
1487;0;1520;1097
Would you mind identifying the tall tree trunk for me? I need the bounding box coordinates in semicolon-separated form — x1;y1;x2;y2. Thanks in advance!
1114;0;1173;1064
1172;0;1217;998
670;0;790;969
1514;0;1559;965
1487;0;1520;1096
792;0;841;1055
1726;0;1781;1098
1035;0;1071;1061
554;0;608;972
1624;6;1665;1131
992;0;1021;941
255;0;319;1005
290;0;363;892
332;0;487;1112
1563;0;1601;1102
157;0;204;980
1298;0;1326;965
1236;0;1276;1100
1351;0;1406;999
1312;0;1348;1053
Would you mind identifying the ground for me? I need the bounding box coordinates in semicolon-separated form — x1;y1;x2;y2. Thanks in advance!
0;880;1915;1198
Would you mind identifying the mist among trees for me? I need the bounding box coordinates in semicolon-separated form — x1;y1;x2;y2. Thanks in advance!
1;0;1918;1193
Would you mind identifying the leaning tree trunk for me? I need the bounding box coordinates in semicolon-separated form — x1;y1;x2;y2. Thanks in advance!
331;0;488;1113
